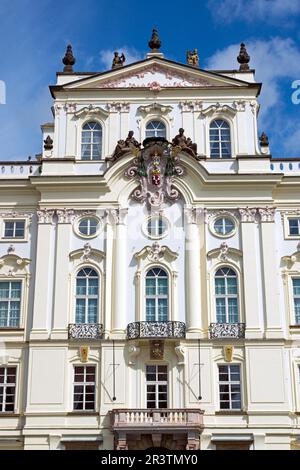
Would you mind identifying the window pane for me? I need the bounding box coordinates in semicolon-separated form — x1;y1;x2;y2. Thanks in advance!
216;298;226;322
146;299;156;321
158;298;168;321
215;277;225;295
289;219;300;235
75;299;86;323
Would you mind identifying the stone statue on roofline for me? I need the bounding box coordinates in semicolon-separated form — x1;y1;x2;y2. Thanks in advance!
112;52;126;69
186;49;199;68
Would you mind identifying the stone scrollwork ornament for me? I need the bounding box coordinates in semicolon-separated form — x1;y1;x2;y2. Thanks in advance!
125;138;184;209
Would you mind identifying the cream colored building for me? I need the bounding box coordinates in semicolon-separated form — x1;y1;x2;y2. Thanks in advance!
0;32;300;450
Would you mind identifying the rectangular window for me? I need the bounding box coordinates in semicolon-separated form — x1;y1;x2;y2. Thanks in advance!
73;365;95;411
293;278;300;324
146;365;168;409
218;364;241;410
289;218;300;236
3;220;25;239
0;281;21;327
0;367;16;412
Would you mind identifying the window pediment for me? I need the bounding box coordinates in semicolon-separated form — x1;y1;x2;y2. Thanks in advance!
201;103;237;118
207;243;242;263
0;254;30;276
69;243;105;266
135;242;178;268
74;105;109;120
138;103;173;116
282;250;300;270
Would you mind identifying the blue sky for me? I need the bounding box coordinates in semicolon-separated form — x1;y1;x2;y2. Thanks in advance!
0;0;300;160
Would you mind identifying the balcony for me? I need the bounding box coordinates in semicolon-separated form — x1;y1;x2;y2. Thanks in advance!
127;321;186;340
68;323;103;340
111;408;204;449
111;408;204;432
209;322;245;339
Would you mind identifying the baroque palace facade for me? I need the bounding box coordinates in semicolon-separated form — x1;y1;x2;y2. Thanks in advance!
1;30;300;450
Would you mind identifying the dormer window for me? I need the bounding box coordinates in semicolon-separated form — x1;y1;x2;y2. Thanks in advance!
210;119;231;158
145;120;166;139
81;122;102;160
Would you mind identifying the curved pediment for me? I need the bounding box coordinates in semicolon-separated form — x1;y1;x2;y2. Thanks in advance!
0;254;31;276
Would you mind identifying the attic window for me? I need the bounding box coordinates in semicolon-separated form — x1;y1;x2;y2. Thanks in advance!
145;120;166;139
210;120;231;159
81;121;102;161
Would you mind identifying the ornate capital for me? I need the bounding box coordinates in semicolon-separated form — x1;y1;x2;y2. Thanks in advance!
233;100;246;112
37;209;55;224
64;102;77;114
56;208;75;224
180;101;203;112
109;208;128;225
106;102;130;113
258;206;276;223
238;207;257;223
184;207;202;224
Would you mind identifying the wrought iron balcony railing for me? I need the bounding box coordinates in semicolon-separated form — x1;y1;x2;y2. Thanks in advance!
68;323;103;340
209;322;245;339
127;321;186;340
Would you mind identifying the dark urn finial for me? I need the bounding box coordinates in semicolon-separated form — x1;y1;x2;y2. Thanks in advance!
237;43;250;71
44;135;53;150
62;44;76;73
148;28;161;51
259;132;269;147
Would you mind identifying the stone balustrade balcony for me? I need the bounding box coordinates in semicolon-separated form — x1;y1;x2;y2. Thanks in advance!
111;408;204;433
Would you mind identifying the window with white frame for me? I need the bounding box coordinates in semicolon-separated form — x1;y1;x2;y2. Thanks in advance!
75;268;99;324
145;120;166;139
0;367;16;412
215;267;239;323
292;278;300;324
81;121;102;160
209;119;232;158
213;216;235;237
73;365;96;411
0;281;21;327
218;364;241;410
145;268;168;322
145;215;168;239
146;364;168;409
78;217;100;237
289;218;300;236
3;220;25;239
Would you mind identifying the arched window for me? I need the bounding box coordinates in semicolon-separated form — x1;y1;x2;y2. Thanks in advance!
75;268;99;323
81;121;102;160
215;267;238;323
145;268;168;321
210;119;231;158
145;120;166;139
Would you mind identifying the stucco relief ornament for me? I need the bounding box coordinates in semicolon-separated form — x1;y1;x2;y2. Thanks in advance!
125;138;184;209
81;242;92;261
219;242;229;261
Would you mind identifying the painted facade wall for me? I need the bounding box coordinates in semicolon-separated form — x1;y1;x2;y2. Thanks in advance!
0;55;300;450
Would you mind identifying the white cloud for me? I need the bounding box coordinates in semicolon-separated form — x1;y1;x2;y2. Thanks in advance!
207;0;300;24
99;46;144;71
206;37;300;155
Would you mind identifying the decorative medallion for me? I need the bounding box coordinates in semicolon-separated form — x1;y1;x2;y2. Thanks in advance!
125;137;184;209
150;340;164;360
223;345;234;362
80;346;89;363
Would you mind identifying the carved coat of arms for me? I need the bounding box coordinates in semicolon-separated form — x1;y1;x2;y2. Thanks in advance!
125;137;184;209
